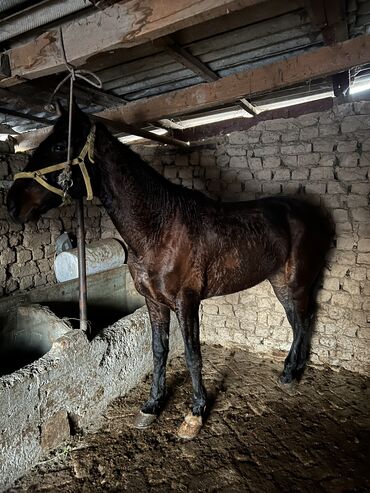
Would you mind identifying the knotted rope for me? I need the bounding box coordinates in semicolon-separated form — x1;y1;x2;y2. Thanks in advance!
49;27;102;202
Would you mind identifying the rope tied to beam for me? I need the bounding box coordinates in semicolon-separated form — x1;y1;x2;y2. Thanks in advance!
48;27;103;203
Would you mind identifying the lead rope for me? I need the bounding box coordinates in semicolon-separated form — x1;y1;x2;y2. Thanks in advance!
51;28;103;335
50;27;102;203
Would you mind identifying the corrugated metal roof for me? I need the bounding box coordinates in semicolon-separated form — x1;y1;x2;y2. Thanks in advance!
97;9;324;101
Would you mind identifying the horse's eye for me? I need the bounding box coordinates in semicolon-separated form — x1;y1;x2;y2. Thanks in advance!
53;144;66;153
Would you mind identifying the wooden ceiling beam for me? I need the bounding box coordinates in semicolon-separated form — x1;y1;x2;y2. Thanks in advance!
98;34;370;125
13;35;370;150
0;0;265;87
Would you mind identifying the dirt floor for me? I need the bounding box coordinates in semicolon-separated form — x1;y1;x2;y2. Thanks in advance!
6;345;370;493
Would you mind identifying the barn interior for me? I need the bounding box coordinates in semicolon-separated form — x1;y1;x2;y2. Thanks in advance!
0;1;369;491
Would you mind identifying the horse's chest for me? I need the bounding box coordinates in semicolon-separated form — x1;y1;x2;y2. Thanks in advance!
127;256;176;308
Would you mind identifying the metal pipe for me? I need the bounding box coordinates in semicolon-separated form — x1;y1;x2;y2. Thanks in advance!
76;198;88;333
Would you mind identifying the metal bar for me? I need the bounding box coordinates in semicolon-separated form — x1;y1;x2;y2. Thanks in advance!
76;197;88;332
238;98;260;115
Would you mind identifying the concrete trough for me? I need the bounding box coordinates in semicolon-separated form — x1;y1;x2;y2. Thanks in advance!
0;267;183;491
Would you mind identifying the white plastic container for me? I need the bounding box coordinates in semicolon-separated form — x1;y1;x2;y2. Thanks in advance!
54;239;127;283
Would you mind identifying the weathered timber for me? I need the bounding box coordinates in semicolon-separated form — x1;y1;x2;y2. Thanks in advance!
1;0;264;86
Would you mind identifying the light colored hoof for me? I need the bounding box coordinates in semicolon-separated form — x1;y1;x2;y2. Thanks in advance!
132;411;157;429
177;413;203;440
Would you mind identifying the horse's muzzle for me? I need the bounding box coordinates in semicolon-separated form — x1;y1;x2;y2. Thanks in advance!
6;182;36;224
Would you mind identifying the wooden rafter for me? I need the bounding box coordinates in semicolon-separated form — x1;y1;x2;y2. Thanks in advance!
306;0;348;45
306;0;349;96
154;37;218;83
0;81;188;147
155;37;258;116
0;0;265;87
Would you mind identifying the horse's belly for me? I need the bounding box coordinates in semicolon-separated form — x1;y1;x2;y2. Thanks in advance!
205;252;281;298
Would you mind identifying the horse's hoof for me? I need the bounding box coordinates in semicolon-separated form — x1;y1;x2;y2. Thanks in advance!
132;411;157;429
279;373;293;385
177;413;203;440
278;375;298;393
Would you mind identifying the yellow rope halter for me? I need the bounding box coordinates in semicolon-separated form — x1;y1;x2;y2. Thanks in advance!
14;125;96;202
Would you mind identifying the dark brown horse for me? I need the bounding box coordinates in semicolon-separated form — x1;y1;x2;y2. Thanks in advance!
7;103;333;438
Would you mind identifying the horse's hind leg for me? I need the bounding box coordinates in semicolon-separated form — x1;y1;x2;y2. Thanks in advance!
133;298;170;429
270;271;317;384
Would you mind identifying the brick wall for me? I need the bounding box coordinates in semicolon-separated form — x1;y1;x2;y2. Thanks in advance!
0;152;120;296
133;100;370;375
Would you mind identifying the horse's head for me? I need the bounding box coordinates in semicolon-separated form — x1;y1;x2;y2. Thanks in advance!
7;101;93;224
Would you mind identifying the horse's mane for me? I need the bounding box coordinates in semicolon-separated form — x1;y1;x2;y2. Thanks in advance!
97;122;215;211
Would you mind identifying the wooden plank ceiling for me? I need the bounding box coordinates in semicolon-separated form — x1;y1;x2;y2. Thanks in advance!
0;0;369;149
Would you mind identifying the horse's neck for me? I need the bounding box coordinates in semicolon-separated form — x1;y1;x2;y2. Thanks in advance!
93;126;173;254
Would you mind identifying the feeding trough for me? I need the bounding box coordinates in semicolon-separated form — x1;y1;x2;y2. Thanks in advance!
0;265;182;491
0;304;71;377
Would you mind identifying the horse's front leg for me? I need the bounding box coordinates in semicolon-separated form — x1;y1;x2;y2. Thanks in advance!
175;290;207;439
133;298;170;429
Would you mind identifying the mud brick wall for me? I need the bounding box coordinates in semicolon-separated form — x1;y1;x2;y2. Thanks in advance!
0;152;120;297
132;100;370;375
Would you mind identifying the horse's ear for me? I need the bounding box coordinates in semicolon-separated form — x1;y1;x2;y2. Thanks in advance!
54;99;66;117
